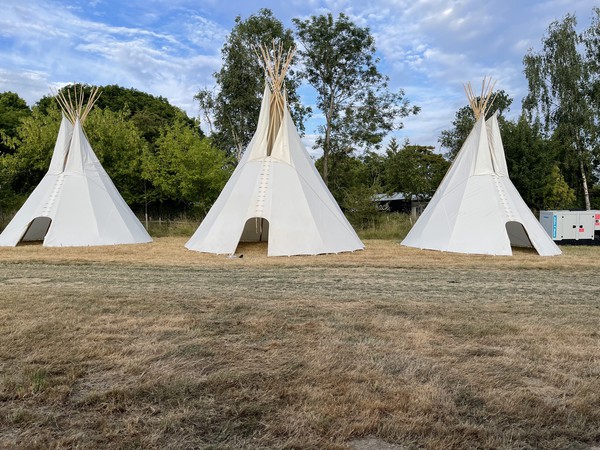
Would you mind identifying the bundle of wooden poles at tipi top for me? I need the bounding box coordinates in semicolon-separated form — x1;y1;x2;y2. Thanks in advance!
256;41;295;155
463;77;497;120
54;85;101;125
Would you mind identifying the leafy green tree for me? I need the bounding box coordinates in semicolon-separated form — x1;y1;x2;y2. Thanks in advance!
543;165;577;209
84;108;149;205
38;84;197;144
523;10;600;209
315;152;363;202
341;182;383;229
0;157;26;226
2;102;150;205
314;151;384;228
293;13;419;185
585;8;600;112
361;149;386;189
383;140;449;200
210;9;308;159
1;103;62;194
0;92;31;155
439;90;513;160
502;115;576;209
144;120;232;213
0;85;228;220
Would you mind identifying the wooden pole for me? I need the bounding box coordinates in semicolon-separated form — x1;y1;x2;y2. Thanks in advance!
463;77;497;119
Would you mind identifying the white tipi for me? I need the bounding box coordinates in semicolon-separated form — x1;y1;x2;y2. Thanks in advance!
402;79;561;256
186;43;363;257
0;86;152;247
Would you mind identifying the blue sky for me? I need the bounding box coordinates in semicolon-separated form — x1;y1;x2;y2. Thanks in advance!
0;0;598;154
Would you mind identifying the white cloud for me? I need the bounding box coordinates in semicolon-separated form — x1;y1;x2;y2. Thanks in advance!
185;15;229;50
0;0;227;118
0;69;53;106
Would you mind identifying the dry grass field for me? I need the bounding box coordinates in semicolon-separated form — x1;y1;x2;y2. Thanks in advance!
0;238;599;449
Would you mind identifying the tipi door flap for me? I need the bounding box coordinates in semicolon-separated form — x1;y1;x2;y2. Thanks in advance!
240;217;269;242
20;217;52;242
505;221;533;248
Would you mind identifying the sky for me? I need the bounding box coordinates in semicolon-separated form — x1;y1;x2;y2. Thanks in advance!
0;0;598;155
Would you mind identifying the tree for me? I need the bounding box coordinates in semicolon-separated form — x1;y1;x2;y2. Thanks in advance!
293;13;419;185
0;92;31;155
1;102;151;205
543;165;577;209
84;108;149;205
314;151;384;228
439;90;513;160
502;115;575;209
143;120;232;213
194;87;216;135
37;84;197;144
210;9;308;159
383;140;449;200
523;10;600;209
585;8;600;112
1;103;62;194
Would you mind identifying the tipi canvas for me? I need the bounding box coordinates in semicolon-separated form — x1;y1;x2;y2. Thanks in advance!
186;44;363;257
402;80;560;256
0;87;152;247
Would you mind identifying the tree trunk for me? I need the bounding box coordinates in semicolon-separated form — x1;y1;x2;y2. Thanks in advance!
144;181;149;230
231;127;243;161
322;94;336;186
579;156;591;210
205;112;213;135
575;133;591;210
323;124;330;185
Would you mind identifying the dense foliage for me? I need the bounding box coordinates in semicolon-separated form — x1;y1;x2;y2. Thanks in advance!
0;92;31;155
0;87;231;224
523;8;600;209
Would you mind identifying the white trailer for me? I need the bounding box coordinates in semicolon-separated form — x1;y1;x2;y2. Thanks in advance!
540;210;600;242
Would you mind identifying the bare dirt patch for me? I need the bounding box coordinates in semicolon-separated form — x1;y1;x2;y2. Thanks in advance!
0;240;599;449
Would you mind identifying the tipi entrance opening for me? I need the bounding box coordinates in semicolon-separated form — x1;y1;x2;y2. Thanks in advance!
506;221;533;249
240;217;269;242
19;217;52;244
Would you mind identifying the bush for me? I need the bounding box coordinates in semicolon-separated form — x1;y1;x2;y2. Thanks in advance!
146;217;200;238
355;212;413;240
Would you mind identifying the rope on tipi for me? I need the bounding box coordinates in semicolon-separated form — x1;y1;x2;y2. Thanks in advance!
463;77;497;120
54;84;101;125
255;41;295;155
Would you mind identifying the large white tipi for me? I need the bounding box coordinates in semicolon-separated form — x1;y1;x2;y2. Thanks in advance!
402;79;560;256
186;43;363;257
0;86;152;247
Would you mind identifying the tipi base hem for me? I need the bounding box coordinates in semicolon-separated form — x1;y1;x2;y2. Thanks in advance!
401;242;515;257
41;239;153;248
185;246;364;257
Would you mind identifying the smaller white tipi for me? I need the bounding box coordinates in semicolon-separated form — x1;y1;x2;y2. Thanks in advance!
186;43;363;257
402;79;561;256
0;86;152;247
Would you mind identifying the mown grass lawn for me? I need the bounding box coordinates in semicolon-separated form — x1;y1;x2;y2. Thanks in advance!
0;239;599;449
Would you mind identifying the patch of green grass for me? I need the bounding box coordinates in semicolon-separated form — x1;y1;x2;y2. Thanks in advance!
356;213;414;240
147;219;199;238
142;212;415;241
30;369;48;394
